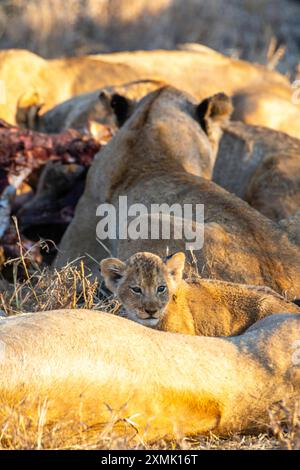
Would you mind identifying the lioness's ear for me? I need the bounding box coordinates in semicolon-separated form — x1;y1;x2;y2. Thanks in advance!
100;258;126;293
100;92;133;127
165;252;185;283
196;93;233;135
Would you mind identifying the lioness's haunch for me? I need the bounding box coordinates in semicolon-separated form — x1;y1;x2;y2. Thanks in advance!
56;86;300;299
0;310;299;441
214;121;300;222
101;252;300;336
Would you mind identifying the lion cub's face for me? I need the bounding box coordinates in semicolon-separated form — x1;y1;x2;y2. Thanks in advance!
100;252;185;327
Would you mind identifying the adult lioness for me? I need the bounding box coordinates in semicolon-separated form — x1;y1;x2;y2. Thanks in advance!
0;50;47;124
0;309;299;442
101;251;300;336
16;79;166;134
55;86;300;299
1;50;143;124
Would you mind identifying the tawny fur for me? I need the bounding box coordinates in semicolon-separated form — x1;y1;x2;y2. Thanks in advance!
214;121;300;221
279;212;300;247
22;83;300;225
17;79;166;133
90;48;300;137
245;152;300;222
0;309;299;441
55;86;300;299
101;252;300;336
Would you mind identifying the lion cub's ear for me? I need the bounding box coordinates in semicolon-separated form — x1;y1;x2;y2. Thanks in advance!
196;93;233;134
100;258;126;293
99;91;133;127
164;252;185;285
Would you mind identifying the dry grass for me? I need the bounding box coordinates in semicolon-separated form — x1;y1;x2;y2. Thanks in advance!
0;259;115;316
0;234;120;316
0;419;281;450
268;400;300;450
0;399;297;450
0;384;288;450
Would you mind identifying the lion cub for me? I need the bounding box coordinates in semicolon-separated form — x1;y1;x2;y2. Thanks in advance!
100;252;300;336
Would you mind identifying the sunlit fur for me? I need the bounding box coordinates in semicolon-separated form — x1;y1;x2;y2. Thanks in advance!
8;46;300;137
0;310;299;441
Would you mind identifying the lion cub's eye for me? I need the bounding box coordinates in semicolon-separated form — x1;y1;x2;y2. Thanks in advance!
157;285;167;294
130;286;142;294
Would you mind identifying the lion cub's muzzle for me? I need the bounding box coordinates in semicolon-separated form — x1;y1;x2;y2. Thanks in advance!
140;308;160;319
127;307;164;327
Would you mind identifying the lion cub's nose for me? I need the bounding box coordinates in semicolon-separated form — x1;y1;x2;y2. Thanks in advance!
145;308;158;316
